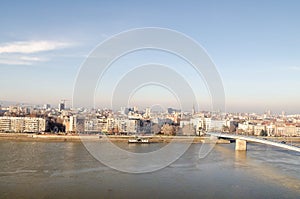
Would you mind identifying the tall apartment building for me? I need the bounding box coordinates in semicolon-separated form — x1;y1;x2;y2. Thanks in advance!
0;117;11;132
58;101;65;112
24;117;46;133
0;116;47;133
11;117;25;132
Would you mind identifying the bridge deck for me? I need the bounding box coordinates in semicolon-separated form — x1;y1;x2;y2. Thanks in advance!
207;132;300;153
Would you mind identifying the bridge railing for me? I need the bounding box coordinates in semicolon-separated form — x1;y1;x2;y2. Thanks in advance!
206;132;300;152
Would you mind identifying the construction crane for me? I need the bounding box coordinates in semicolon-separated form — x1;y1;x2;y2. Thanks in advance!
60;99;70;104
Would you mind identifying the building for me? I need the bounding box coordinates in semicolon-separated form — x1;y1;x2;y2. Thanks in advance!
144;107;151;118
58;101;65;112
24;117;46;133
43;104;51;110
266;124;276;136
0;116;47;133
69;115;76;132
11;117;25;132
203;118;211;131
209;120;226;131
188;118;203;135
152;117;173;126
0;117;11;132
253;125;266;136
115;118;141;134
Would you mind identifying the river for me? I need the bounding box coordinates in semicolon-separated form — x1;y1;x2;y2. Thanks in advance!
0;140;299;198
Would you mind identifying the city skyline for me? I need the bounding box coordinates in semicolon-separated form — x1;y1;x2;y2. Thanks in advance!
1;1;300;113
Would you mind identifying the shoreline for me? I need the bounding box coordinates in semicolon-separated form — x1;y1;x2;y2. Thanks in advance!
0;133;207;143
0;133;300;143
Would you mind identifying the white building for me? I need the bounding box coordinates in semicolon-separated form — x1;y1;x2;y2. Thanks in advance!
209;120;226;131
115;118;140;134
0;116;47;133
0;117;11;132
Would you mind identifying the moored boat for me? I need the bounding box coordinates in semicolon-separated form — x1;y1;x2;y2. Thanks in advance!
128;137;149;143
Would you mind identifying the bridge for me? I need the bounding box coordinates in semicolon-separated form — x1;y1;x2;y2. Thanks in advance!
206;132;300;153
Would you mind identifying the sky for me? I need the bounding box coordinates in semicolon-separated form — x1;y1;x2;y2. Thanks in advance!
0;0;300;113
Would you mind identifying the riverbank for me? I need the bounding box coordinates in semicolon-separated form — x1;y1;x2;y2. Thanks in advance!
0;133;206;143
0;133;300;143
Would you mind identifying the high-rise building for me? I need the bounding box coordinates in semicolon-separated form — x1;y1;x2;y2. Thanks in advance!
192;104;196;115
58;101;65;111
144;107;151;118
43;104;51;110
120;107;129;115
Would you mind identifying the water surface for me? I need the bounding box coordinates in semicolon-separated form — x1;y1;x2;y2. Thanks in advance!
0;140;299;198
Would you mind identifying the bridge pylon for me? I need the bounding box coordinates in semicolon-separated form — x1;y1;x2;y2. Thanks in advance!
235;139;247;151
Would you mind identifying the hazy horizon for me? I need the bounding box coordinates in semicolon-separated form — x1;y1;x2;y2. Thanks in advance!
1;1;300;114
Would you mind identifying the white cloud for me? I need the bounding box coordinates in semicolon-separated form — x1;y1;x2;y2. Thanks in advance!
0;59;31;65
0;55;48;65
0;40;71;54
20;56;47;62
0;40;73;65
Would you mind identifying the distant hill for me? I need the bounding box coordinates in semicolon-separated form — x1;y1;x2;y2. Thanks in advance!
0;100;34;107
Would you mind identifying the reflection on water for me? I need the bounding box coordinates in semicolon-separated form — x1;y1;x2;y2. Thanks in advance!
245;143;300;193
122;142;168;153
235;151;247;161
0;140;299;198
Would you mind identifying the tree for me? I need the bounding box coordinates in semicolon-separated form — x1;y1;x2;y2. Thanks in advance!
222;125;229;133
260;129;267;136
161;124;176;136
151;124;161;134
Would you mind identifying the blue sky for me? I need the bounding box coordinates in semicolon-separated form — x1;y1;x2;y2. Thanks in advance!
0;0;300;113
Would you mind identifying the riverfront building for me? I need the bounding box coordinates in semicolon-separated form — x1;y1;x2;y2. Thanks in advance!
0;116;47;133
